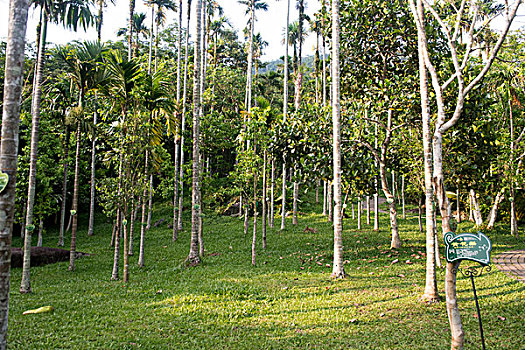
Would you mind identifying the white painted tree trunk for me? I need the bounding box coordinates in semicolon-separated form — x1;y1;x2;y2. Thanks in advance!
469;189;483;227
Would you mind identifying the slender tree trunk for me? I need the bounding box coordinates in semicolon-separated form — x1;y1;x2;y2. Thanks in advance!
146;174;153;229
281;0;290;231
331;0;345;279
88;93;98;236
270;158;275;228
366;195;370;225
20;15;47;293
178;0;193;232
357;199;362;230
328;180;333;222
68;119;82;271
418;195;423;232
252;161;257;266
173;137;180;240
172;0;183;240
380;163;400;249
187;0;202;266
469;189;483;226
351;203;355;220
454;188;459;223
112;144;125;279
0;0;29;343
486;188;504;230
401;175;405;219
410;0;438;302
128;197;136;255
262;150;267;249
322;181;327;216
128;0;135;60
96;0;104;40
138;150;148;267
36;219;43;247
373;193;378;231
292;176;298;225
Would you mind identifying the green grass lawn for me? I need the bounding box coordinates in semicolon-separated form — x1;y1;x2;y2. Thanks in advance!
8;198;525;349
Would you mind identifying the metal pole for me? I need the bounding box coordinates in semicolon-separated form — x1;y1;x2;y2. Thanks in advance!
470;274;486;350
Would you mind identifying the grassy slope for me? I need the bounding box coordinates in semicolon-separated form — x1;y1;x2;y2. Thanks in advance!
8;198;525;349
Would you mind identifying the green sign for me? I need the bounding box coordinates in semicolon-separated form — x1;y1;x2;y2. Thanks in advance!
444;231;492;265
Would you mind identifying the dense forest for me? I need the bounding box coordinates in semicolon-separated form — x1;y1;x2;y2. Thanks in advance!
1;0;525;349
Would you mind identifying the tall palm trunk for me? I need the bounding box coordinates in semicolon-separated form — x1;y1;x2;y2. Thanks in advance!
178;0;193;231
172;0;183;240
97;0;104;40
280;0;290;231
270;158;275;228
187;0;202;266
87;94;98;236
138;150;148;267
68;117;82;271
262;150;267;249
20;13;47;293
128;0;135;60
58;126;70;246
0;0;30;344
330;0;345;279
198;0;207;258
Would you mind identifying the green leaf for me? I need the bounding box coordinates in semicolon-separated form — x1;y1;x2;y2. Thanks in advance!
0;172;8;193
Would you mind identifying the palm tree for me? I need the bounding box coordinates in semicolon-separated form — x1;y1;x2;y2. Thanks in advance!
331;0;345;279
96;0;116;40
145;0;177;72
0;0;30;344
117;13;150;57
138;66;174;267
280;0;290;231
187;0;202;266
20;0;93;293
238;0;268;112
55;41;107;272
102;50;142;281
177;0;193;232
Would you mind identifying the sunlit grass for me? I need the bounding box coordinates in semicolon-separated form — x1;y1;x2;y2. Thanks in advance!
8;197;525;349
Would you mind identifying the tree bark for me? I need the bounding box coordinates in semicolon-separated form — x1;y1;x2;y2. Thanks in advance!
270;158;275;228
322;181;327;216
138;150;148;267
357;199;362;230
409;0;438;302
187;0;202;266
330;0;345;279
280;0;290;231
68;118;82;271
0;0;29;343
146;174;153;229
128;0;135;60
178;0;193;232
366;195;370;225
87;93;98;236
262;150;267;250
469;189;483;227
292;178;298;225
20;15;47;293
328;180;333;222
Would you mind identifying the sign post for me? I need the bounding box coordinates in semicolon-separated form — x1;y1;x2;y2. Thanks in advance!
444;231;492;350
